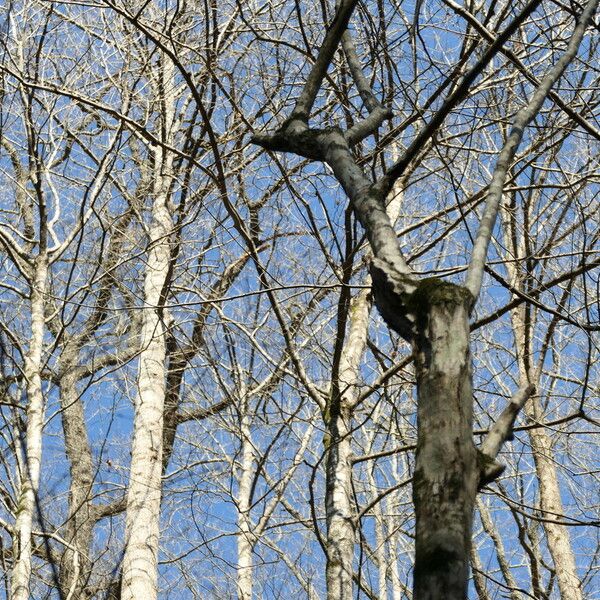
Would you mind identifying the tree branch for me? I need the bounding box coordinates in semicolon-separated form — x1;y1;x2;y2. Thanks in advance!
478;384;536;485
465;0;599;300
377;0;548;196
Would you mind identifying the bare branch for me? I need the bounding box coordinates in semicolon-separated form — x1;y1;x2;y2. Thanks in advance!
465;0;600;300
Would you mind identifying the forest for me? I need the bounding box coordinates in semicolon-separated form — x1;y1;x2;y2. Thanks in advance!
0;0;598;598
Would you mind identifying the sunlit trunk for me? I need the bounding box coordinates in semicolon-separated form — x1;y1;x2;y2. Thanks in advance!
325;288;371;599
369;465;388;597
389;455;406;600
527;404;582;600
11;253;48;600
325;408;355;600
477;500;520;600
120;113;174;598
501;194;583;600
237;404;254;600
120;182;172;599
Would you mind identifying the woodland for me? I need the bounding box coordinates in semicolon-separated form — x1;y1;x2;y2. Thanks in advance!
0;0;598;598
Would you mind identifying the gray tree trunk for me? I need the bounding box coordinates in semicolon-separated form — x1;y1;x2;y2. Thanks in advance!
58;363;95;599
409;282;478;600
252;1;598;596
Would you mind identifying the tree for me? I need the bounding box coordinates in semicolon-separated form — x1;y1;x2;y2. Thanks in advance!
251;0;598;597
0;0;598;598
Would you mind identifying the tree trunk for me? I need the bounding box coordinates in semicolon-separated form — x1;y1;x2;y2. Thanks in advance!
411;281;478;600
249;0;599;596
477;499;521;600
369;464;388;598
237;405;254;600
390;455;407;600
325;288;371;599
58;364;95;599
119;48;177;599
11;253;47;600
120;159;173;600
527;404;582;600
470;545;491;600
501;204;583;600
325;408;355;600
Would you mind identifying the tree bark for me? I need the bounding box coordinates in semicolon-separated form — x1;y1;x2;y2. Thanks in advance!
11;253;48;600
390;455;408;600
58;363;95;599
527;402;582;600
502;191;583;600
237;404;255;600
477;500;521;600
325;407;355;600
120;153;173;600
325;288;371;599
369;462;389;598
410;281;478;600
251;1;599;596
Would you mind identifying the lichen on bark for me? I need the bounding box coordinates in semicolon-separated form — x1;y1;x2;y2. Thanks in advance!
407;277;473;313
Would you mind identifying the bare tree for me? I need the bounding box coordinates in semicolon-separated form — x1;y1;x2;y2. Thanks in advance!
251;0;598;597
1;0;598;598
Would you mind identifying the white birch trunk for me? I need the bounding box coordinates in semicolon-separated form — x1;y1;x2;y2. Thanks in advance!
237;403;255;600
11;253;48;600
120;57;175;594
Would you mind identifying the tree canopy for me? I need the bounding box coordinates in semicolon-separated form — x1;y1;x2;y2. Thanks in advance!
0;0;598;598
